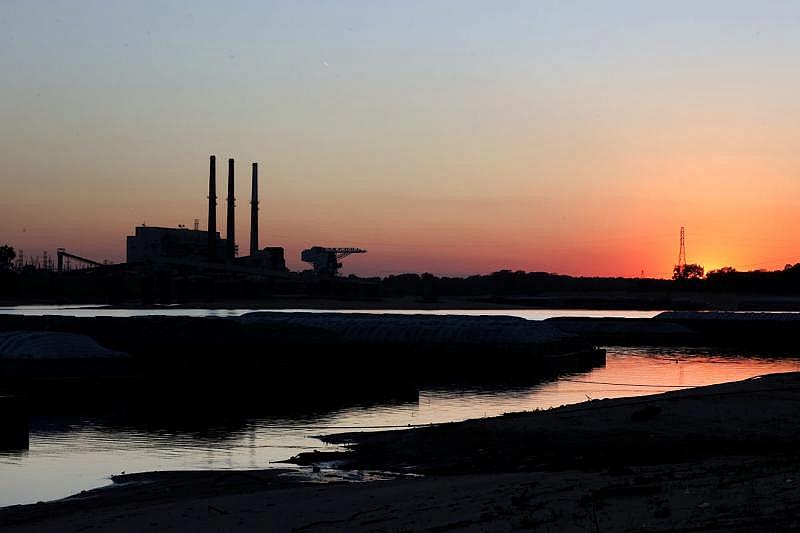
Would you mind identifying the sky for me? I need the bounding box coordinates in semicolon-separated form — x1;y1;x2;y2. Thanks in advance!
2;1;800;277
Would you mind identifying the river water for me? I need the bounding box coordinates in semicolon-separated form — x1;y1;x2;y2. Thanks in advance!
1;346;799;507
1;307;800;507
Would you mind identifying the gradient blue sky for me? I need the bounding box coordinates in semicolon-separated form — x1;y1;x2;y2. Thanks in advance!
3;1;800;275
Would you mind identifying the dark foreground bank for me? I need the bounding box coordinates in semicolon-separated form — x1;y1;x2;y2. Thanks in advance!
2;373;799;532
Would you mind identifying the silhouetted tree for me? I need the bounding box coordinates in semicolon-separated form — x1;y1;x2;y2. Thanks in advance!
707;266;736;277
673;263;704;280
0;245;15;270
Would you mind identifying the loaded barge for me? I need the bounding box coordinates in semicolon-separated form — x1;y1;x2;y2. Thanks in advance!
0;313;604;396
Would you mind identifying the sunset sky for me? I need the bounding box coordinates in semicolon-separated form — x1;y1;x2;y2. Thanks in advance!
3;1;800;276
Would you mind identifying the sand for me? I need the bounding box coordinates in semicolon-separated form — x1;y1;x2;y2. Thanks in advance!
2;456;798;531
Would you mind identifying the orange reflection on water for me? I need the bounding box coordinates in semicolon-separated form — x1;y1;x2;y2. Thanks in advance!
521;347;800;411
355;347;800;426
2;347;799;508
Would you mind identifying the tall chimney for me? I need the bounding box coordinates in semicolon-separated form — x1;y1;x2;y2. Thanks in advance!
250;162;259;256
207;155;217;261
226;158;235;260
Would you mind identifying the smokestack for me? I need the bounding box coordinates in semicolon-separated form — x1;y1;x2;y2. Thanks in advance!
207;155;217;261
250;162;259;256
226;158;235;260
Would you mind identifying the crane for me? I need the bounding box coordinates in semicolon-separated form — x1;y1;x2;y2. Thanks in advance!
301;247;366;277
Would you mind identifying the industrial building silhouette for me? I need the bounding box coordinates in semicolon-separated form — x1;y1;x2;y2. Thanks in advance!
125;155;363;276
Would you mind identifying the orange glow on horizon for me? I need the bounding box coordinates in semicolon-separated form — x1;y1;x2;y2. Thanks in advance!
4;4;800;278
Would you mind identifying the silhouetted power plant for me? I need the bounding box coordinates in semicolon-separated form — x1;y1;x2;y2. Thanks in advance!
124;155;366;276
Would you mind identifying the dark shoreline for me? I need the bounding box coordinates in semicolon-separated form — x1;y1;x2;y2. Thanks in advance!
2;373;799;531
292;372;800;474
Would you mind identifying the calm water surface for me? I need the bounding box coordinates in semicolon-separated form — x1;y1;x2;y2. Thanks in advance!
1;346;799;507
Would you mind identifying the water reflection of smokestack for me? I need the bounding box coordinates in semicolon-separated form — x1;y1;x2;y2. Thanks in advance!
226;158;235;260
250;162;258;256
207;155;217;261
